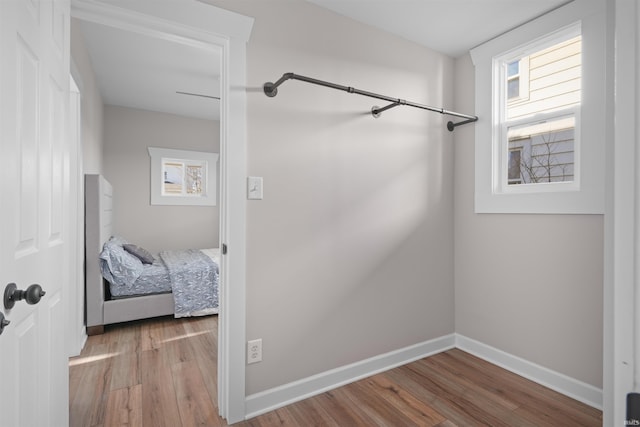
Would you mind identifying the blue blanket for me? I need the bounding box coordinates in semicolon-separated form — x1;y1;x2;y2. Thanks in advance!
159;249;219;318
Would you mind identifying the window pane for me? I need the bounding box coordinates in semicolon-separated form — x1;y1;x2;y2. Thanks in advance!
508;149;522;184
185;165;204;195
505;35;581;120
507;78;520;99
507;115;575;185
163;161;184;194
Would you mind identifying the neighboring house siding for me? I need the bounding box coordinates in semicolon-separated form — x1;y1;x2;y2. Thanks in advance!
508;36;581;120
509;125;576;183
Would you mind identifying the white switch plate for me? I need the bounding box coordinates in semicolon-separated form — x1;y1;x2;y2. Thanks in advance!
247;176;263;200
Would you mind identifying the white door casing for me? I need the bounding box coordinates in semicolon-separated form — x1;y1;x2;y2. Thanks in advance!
68;74;85;357
607;1;640;425
0;0;71;425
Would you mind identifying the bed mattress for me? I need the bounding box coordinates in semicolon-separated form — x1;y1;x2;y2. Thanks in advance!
108;248;219;298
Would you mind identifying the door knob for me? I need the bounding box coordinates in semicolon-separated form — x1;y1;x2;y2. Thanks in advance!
4;283;46;310
0;312;9;335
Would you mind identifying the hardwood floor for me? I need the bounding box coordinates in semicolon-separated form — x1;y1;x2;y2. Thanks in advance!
69;316;602;426
70;315;223;427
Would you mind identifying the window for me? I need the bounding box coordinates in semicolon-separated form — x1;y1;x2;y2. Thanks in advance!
507;60;520;99
508;148;522;185
148;147;219;206
162;159;206;196
470;0;606;214
497;28;581;194
506;57;529;102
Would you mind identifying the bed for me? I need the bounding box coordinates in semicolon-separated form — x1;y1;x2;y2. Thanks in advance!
85;174;219;335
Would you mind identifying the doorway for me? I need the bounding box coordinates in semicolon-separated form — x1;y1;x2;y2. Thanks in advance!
69;0;252;422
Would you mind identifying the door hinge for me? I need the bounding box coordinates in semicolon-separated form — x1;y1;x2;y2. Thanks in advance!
222;244;227;255
628;393;640;425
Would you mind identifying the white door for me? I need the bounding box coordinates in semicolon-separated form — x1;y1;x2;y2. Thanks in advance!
0;0;70;425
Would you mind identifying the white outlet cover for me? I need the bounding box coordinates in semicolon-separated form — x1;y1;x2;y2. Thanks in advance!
247;338;262;364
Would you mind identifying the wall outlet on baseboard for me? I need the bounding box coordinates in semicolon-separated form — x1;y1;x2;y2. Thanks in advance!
247;338;262;364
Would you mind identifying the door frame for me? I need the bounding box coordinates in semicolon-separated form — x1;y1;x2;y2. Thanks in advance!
68;68;86;357
606;0;638;425
70;1;253;422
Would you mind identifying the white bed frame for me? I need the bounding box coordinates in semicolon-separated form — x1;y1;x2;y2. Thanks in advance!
85;174;174;335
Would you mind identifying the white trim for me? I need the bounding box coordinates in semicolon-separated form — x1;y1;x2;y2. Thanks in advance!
70;1;253;423
70;59;84;93
71;0;251;46
218;35;250;424
245;334;456;420
455;334;603;410
68;74;86;357
607;0;638;425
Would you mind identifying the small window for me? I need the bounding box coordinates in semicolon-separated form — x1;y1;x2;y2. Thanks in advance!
506;57;529;102
495;26;581;194
148;147;219;206
507;60;520;99
508;148;522;185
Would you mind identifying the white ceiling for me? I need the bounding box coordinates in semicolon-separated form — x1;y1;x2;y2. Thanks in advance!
77;0;568;121
78;19;221;121
306;0;570;57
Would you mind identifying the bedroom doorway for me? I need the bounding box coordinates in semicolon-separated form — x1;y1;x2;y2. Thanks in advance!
70;0;252;422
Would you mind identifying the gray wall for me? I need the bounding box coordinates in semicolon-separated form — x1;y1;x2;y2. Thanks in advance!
70;18;104;175
453;53;603;388
209;0;455;395
103;105;220;254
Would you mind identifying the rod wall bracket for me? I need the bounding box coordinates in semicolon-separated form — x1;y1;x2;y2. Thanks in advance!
263;82;278;98
447;117;478;132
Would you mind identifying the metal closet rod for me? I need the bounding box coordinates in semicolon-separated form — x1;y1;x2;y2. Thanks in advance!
263;72;478;131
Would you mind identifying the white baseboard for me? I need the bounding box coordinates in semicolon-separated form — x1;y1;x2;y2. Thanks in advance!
455;334;603;410
245;333;456;419
244;333;603;420
79;329;88;353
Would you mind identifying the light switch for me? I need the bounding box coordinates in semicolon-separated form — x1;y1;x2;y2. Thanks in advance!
247;176;263;200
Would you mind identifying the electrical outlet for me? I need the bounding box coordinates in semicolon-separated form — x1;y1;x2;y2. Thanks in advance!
247;338;262;364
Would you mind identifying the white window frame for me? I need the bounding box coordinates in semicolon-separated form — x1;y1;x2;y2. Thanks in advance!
497;25;581;195
148;147;219;206
500;109;580;192
470;0;606;214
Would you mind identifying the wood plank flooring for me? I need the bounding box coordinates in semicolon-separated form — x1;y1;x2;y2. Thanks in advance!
70;315;223;427
69;315;602;426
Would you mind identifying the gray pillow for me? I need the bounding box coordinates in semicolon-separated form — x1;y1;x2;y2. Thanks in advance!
123;244;156;265
99;240;144;286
